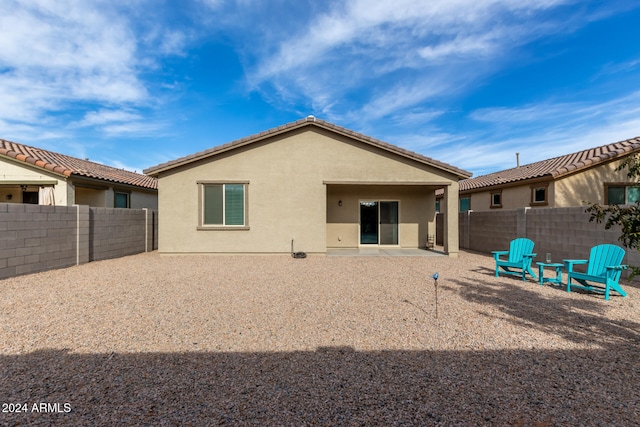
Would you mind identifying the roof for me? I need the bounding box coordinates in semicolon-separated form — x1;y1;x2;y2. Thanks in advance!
0;139;158;190
143;116;472;179
460;136;640;192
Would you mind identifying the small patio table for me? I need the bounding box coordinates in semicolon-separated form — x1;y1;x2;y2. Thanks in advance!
536;262;564;286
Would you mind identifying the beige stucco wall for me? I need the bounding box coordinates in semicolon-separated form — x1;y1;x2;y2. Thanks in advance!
74;185;158;209
75;186;158;210
130;190;158;209
466;183;551;211
157;127;457;254
0;157;71;205
75;186;107;207
554;158;631;207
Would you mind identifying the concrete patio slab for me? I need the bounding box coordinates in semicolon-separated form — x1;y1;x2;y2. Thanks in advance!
326;247;445;257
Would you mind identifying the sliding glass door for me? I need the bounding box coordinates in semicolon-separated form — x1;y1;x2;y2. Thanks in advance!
379;201;399;245
359;201;399;245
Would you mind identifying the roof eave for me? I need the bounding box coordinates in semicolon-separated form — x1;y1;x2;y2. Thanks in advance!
0;152;72;178
144;118;473;179
460;175;553;194
70;174;158;192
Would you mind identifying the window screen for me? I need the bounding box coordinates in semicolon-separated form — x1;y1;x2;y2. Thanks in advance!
627;186;640;204
203;184;245;226
115;192;129;208
224;184;245;225
204;185;224;224
607;187;625;205
459;197;470;212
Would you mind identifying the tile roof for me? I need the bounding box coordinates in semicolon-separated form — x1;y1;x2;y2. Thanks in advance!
143;116;472;179
460;136;640;192
0;139;157;190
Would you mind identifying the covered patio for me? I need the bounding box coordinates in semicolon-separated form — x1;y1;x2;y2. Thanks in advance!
325;182;460;256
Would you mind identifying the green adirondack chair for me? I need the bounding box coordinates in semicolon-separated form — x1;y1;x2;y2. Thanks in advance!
492;238;537;281
563;244;628;300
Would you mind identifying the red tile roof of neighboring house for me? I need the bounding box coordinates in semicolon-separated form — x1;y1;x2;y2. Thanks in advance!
460;136;640;192
0;139;157;190
144;116;473;179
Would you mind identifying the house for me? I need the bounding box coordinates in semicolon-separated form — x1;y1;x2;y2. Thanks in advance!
0;139;158;208
452;136;640;212
144;116;472;256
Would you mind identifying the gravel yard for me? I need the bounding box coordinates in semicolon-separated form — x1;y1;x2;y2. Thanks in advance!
1;250;639;426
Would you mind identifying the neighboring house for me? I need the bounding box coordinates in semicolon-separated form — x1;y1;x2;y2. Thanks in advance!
144;116;471;256
450;136;640;212
0;139;158;209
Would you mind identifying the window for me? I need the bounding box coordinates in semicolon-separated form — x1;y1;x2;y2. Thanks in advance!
22;191;38;204
530;184;549;206
606;184;640;205
459;197;470;212
115;192;130;208
490;191;502;208
435;199;440;213
201;182;247;227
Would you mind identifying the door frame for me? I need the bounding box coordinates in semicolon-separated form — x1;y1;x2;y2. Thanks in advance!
358;199;400;247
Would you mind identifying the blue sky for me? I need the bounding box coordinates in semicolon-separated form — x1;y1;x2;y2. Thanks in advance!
1;0;639;176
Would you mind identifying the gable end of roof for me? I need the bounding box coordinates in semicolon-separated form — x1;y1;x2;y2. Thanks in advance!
144;117;472;179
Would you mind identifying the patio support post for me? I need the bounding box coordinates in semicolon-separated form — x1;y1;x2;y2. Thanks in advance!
443;183;459;258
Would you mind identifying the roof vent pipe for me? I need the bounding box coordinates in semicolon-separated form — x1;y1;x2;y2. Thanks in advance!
516;152;520;168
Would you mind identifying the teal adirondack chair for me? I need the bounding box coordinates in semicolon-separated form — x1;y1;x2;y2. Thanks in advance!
492;238;537;281
564;244;628;300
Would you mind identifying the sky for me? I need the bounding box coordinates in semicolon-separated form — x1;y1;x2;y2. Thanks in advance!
1;0;640;177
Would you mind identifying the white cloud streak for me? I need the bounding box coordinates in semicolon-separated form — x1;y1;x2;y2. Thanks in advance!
76;110;143;127
0;0;187;138
441;91;640;174
246;0;574;118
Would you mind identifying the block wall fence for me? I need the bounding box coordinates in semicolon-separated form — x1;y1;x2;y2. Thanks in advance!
0;203;158;280
437;206;640;270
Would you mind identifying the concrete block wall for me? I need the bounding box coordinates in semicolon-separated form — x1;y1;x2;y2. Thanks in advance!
436;206;639;272
525;207;621;265
467;209;518;253
89;208;146;261
0;204;78;279
0;203;158;280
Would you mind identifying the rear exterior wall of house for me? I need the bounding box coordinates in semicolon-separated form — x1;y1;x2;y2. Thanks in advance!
156;127;456;254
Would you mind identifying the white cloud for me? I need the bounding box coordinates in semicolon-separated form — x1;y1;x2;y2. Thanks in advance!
0;2;144;99
455;91;640;174
417;33;499;62
390;109;446;126
101;121;165;137
0;0;186;136
76;109;143;127
244;0;579;122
